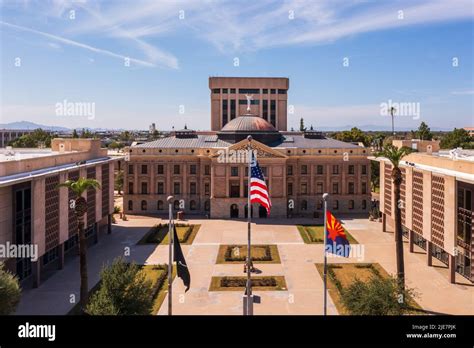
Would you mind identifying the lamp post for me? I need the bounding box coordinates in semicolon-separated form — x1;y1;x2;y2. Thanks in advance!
322;192;329;316
167;195;174;315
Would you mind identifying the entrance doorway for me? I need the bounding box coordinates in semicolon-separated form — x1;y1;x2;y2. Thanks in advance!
258;205;267;218
230;204;239;218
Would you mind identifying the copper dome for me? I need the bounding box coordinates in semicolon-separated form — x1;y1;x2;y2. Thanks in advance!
220;115;277;132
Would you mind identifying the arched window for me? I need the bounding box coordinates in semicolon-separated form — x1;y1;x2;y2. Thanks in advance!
349;200;354;210
333;200;339;210
362;199;367;210
301;200;308;211
128;200;133;211
204;200;210;211
157;200;163;210
174;200;180;210
190;200;196;210
141;200;147;211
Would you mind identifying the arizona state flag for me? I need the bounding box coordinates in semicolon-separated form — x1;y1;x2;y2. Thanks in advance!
173;226;191;292
326;211;351;257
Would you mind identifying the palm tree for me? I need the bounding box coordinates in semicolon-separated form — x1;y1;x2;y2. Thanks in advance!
376;144;410;290
58;177;100;312
389;106;397;136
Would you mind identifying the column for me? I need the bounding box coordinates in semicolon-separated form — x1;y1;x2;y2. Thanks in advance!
32;260;41;288
382;213;387;232
449;254;456;284
426;241;432;266
57;243;65;270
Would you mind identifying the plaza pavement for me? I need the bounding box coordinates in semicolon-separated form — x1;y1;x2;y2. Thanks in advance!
15;215;473;315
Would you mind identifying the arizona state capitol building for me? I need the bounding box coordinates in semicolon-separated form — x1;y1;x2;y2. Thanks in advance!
124;77;370;218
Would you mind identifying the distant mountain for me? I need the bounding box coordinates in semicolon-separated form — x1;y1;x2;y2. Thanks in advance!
0;121;71;132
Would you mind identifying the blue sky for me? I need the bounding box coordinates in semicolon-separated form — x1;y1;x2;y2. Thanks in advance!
1;0;473;131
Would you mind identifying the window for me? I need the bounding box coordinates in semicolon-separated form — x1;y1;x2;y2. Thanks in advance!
238;88;260;94
190;165;197;175
287;183;293;196
141;165;148;174
141;200;147;211
317;200;323;210
278;89;287;94
362;165;367;175
141;182;148;194
128;182;134;194
362;200;367;210
174;182;180;194
174;200;180;210
190;182;197;195
157;165;164;174
263;100;268;121
270;100;276;126
362;182;367;194
263;89;268;94
332;165;339;174
332;183;339;194
205;165;210;175
349;200;354;210
128;164;134;175
190;200;196;210
348;182;355;194
230;88;236;93
128;200;133;210
316;182;323;194
287;165;293;175
230;183;240;198
222;88;228;93
301;200;308;211
333;200;339;210
301;165;308;175
301;183;308;195
174;165;180;175
348;165;354;175
212;88;220;93
222;99;228;126
270;89;276;94
231;167;239;177
261;167;267;176
157;182;164;194
231;99;236;120
205;183;210;195
157;200;163;210
317;165;323;175
204;200;210;211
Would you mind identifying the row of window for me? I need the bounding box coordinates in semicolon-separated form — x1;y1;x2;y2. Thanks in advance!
288;164;367;175
129;200;210;211
128;182;210;195
212;88;287;94
289;181;368;195
299;199;368;211
128;164;210;176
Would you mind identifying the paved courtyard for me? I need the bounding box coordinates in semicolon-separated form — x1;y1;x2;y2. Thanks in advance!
16;215;474;315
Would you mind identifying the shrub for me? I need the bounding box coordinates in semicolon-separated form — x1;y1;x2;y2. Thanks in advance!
0;262;21;314
86;257;154;315
341;276;416;315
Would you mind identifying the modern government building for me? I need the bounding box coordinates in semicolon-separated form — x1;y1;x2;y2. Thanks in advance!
124;77;371;219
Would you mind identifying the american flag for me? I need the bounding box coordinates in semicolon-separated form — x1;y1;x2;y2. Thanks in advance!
250;153;271;215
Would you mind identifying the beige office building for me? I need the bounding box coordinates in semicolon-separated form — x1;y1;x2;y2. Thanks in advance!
376;149;474;283
0;139;119;287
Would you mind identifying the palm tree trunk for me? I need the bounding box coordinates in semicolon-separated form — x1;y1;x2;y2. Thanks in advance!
393;171;405;291
77;220;89;312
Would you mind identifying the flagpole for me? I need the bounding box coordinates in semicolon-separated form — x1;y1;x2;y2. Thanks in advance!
322;193;329;316
245;135;253;315
167;195;174;316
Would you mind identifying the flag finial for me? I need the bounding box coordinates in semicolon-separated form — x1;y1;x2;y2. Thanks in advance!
247;135;252;142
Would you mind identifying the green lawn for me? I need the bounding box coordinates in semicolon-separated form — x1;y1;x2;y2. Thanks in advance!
297;225;358;244
209;276;287;291
216;244;281;264
138;224;200;245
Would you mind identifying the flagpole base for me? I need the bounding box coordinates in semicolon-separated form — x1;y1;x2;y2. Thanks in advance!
243;295;254;315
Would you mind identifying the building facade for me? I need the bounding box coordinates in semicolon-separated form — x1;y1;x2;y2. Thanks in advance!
377;150;474;284
209;77;289;131
0;129;36;148
124;77;371;219
0;139;119;287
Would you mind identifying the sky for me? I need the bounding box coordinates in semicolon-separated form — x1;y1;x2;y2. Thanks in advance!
0;0;473;131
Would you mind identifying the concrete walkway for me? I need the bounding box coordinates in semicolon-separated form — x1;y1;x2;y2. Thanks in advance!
15;215;473;315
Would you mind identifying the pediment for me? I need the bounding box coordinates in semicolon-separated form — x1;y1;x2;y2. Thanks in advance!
211;138;287;159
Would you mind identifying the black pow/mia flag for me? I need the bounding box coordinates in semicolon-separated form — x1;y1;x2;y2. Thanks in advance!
173;226;191;292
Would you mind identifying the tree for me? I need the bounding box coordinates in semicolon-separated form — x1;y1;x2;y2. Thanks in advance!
80;128;94;139
9;129;52;148
115;170;124;195
415;122;433;140
72;129;79;138
370;161;380;192
57;177;101;312
341;276;416;315
299;118;306;131
376;144;411;290
86;257;154;315
333;127;371;147
389;106;397;135
440;128;474;149
0;262;21;314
